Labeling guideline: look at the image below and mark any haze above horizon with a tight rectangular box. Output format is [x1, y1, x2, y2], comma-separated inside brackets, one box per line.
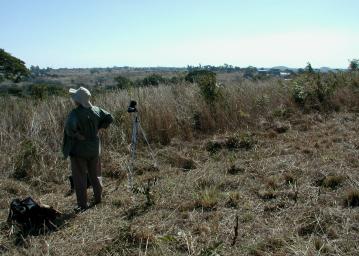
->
[1, 0, 358, 69]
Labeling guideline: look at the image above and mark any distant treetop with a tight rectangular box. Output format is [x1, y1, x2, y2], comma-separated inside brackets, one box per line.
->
[0, 49, 29, 83]
[349, 59, 359, 71]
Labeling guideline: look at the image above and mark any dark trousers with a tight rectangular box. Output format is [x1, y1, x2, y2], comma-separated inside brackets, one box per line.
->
[70, 156, 102, 208]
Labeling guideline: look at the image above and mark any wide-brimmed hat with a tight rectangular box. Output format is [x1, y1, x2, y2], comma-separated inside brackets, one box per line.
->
[69, 87, 92, 108]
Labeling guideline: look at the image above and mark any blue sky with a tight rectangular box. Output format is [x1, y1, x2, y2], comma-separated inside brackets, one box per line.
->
[1, 0, 358, 68]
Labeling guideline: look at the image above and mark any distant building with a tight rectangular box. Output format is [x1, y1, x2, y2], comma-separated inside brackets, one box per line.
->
[280, 72, 290, 77]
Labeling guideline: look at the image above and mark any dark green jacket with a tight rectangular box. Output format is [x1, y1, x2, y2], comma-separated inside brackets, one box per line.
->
[62, 105, 113, 159]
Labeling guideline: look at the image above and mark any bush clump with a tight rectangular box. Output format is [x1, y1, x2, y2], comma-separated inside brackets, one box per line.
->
[28, 83, 66, 100]
[142, 74, 165, 86]
[12, 139, 40, 180]
[291, 73, 338, 111]
[114, 75, 133, 89]
[186, 70, 221, 103]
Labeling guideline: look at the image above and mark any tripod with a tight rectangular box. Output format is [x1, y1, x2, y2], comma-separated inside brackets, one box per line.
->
[127, 101, 157, 190]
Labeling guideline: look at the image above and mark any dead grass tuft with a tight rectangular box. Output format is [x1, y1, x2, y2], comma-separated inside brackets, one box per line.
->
[224, 192, 241, 208]
[265, 176, 279, 190]
[322, 175, 345, 189]
[343, 189, 359, 207]
[272, 121, 290, 133]
[257, 189, 277, 200]
[297, 210, 330, 236]
[162, 150, 196, 171]
[227, 163, 245, 175]
[314, 173, 345, 189]
[282, 172, 296, 185]
[195, 187, 221, 210]
[313, 237, 331, 254]
[248, 237, 285, 255]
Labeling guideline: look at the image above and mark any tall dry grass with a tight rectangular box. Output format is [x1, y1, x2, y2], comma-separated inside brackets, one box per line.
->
[2, 72, 359, 255]
[1, 73, 358, 184]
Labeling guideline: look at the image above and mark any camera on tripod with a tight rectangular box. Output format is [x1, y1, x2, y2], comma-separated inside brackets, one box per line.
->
[127, 100, 137, 113]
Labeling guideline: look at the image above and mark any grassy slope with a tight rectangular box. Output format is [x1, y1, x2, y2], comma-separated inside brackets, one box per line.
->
[1, 110, 359, 255]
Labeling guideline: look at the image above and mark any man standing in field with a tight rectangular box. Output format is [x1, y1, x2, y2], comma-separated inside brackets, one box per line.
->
[63, 87, 113, 212]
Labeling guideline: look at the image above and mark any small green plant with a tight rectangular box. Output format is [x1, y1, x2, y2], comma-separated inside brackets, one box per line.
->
[12, 139, 40, 180]
[238, 132, 255, 150]
[254, 94, 270, 111]
[225, 135, 241, 151]
[292, 79, 308, 105]
[205, 134, 253, 154]
[131, 177, 158, 206]
[206, 140, 223, 154]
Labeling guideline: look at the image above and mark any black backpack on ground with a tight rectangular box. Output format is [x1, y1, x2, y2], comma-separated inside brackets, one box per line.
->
[7, 197, 61, 232]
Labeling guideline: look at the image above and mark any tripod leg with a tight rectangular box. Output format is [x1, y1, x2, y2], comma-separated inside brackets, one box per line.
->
[128, 114, 139, 190]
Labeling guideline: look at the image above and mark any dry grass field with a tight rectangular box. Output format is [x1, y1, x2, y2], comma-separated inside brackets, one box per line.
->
[1, 73, 359, 255]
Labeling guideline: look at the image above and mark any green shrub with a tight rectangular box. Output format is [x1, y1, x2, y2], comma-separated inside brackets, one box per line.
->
[185, 70, 214, 83]
[291, 73, 337, 111]
[28, 83, 65, 100]
[47, 84, 66, 96]
[186, 70, 221, 103]
[169, 75, 184, 84]
[12, 139, 40, 180]
[238, 132, 255, 150]
[28, 83, 48, 100]
[142, 74, 165, 86]
[114, 75, 133, 89]
[206, 140, 223, 154]
[349, 59, 359, 71]
[7, 86, 24, 97]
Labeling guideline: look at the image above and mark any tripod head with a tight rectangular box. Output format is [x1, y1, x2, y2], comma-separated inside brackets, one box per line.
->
[127, 100, 137, 113]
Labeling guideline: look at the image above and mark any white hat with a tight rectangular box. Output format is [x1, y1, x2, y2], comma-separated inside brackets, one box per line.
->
[69, 87, 92, 108]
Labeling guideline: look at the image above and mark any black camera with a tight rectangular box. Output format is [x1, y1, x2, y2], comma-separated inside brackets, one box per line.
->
[127, 100, 137, 113]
